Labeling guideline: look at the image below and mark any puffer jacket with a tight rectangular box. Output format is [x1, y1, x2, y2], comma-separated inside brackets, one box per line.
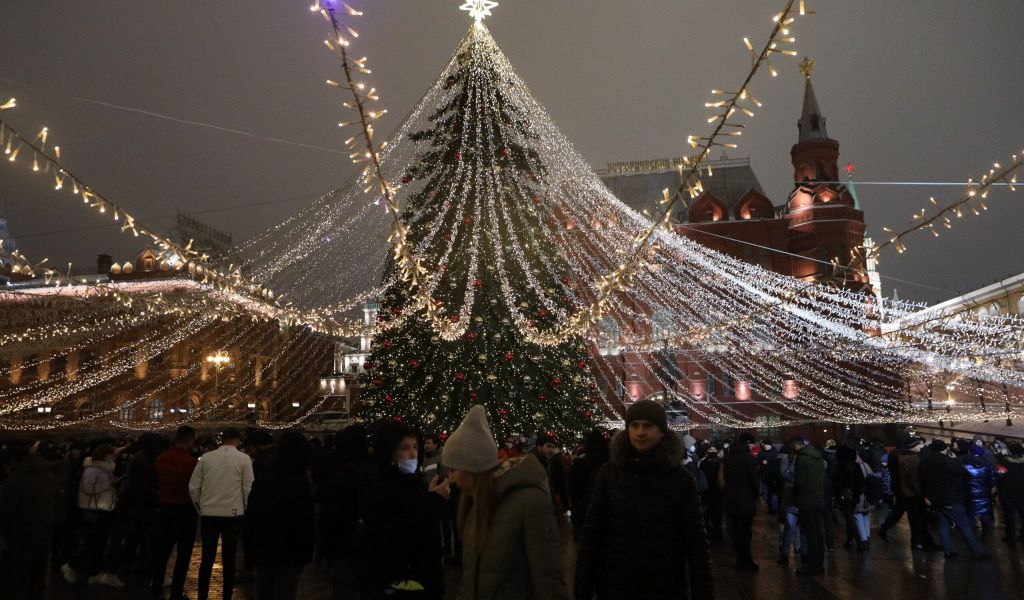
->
[722, 444, 759, 516]
[78, 459, 117, 512]
[461, 453, 567, 600]
[793, 445, 825, 511]
[962, 455, 994, 518]
[575, 431, 712, 600]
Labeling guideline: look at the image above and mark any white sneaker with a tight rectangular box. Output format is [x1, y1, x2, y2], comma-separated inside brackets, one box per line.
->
[60, 563, 78, 584]
[97, 572, 127, 588]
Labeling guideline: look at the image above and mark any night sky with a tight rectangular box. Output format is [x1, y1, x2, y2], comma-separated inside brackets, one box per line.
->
[1, 1, 1021, 305]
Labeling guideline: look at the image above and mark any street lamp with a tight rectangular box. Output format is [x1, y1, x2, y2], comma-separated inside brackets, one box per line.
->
[206, 351, 231, 419]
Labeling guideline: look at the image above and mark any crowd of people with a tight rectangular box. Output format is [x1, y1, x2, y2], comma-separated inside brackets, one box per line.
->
[1, 403, 1023, 600]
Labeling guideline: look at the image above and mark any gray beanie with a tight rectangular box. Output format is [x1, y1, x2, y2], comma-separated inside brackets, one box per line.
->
[442, 405, 499, 473]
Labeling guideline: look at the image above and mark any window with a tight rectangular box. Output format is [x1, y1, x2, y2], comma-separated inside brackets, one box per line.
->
[755, 415, 782, 441]
[118, 404, 134, 422]
[148, 399, 164, 421]
[748, 207, 758, 219]
[651, 310, 672, 343]
[704, 210, 714, 221]
[706, 372, 716, 396]
[599, 317, 620, 355]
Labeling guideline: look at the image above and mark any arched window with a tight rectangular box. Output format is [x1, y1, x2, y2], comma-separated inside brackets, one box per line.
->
[651, 310, 673, 343]
[148, 399, 164, 421]
[599, 317, 620, 355]
[118, 404, 133, 421]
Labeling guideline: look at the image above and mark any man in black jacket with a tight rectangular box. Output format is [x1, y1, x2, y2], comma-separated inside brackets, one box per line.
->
[920, 439, 986, 559]
[723, 432, 760, 572]
[575, 400, 713, 599]
[0, 440, 57, 600]
[998, 442, 1024, 543]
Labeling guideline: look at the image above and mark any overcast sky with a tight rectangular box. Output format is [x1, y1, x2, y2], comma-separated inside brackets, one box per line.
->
[1, 0, 1022, 304]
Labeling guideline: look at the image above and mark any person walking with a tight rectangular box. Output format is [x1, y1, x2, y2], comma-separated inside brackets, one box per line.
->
[189, 427, 255, 600]
[61, 443, 126, 588]
[793, 438, 826, 576]
[363, 422, 449, 600]
[851, 454, 877, 552]
[698, 446, 724, 541]
[574, 400, 713, 600]
[775, 440, 801, 565]
[920, 439, 987, 560]
[444, 405, 568, 599]
[247, 432, 316, 600]
[722, 433, 760, 572]
[0, 440, 57, 600]
[568, 428, 610, 542]
[962, 444, 996, 537]
[997, 441, 1024, 543]
[151, 426, 199, 600]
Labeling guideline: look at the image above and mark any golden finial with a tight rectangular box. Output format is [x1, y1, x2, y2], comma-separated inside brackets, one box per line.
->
[799, 57, 815, 79]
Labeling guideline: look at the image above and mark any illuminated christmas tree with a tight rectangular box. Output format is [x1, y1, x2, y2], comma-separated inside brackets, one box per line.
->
[360, 22, 601, 441]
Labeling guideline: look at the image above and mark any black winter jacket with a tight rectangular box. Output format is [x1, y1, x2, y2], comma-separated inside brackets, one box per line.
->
[722, 445, 759, 516]
[920, 451, 966, 506]
[575, 431, 713, 600]
[0, 454, 57, 541]
[997, 454, 1024, 501]
[246, 468, 316, 567]
[364, 465, 446, 598]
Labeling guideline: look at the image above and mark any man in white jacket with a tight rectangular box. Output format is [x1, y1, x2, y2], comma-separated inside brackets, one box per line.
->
[188, 427, 254, 600]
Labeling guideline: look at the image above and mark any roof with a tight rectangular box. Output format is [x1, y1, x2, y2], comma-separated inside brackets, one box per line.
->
[797, 77, 829, 143]
[598, 156, 766, 221]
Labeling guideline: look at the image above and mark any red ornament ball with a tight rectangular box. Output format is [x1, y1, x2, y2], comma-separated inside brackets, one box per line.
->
[577, 360, 587, 369]
[382, 340, 393, 349]
[392, 415, 404, 422]
[363, 362, 373, 371]
[466, 331, 477, 341]
[401, 175, 411, 185]
[498, 408, 509, 416]
[474, 279, 483, 288]
[455, 372, 466, 382]
[503, 351, 514, 362]
[551, 377, 562, 386]
[470, 391, 478, 400]
[583, 410, 593, 418]
[560, 276, 571, 284]
[537, 309, 548, 318]
[462, 216, 473, 224]
[409, 359, 420, 368]
[392, 308, 402, 316]
[372, 378, 383, 387]
[501, 147, 511, 157]
[528, 320, 536, 327]
[450, 315, 460, 324]
[454, 151, 462, 161]
[384, 393, 394, 403]
[536, 393, 546, 403]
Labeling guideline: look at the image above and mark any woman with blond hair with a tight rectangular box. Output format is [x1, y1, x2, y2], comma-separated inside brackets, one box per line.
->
[444, 405, 568, 600]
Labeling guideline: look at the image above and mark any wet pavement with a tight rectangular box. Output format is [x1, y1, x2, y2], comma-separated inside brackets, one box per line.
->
[46, 506, 1024, 599]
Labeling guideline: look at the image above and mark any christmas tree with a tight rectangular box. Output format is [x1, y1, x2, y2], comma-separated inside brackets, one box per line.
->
[360, 23, 601, 441]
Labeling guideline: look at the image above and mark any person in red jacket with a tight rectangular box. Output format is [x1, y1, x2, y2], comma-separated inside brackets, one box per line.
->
[151, 426, 198, 600]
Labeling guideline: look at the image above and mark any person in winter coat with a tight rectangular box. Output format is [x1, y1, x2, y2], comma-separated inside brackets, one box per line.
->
[775, 440, 801, 565]
[758, 440, 781, 514]
[444, 405, 568, 600]
[962, 444, 995, 536]
[189, 427, 255, 600]
[793, 439, 826, 575]
[120, 432, 164, 573]
[575, 400, 713, 600]
[246, 432, 316, 600]
[722, 432, 760, 571]
[851, 453, 876, 552]
[151, 426, 199, 600]
[996, 441, 1024, 543]
[0, 440, 57, 600]
[363, 422, 450, 600]
[920, 439, 986, 559]
[568, 427, 610, 541]
[318, 425, 375, 600]
[832, 443, 865, 551]
[698, 446, 724, 540]
[62, 443, 126, 589]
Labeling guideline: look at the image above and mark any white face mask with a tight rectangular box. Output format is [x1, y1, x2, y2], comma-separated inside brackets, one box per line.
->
[397, 458, 419, 474]
[764, 445, 773, 451]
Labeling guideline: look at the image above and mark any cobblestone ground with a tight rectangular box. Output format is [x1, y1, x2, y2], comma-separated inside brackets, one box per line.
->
[47, 507, 1024, 599]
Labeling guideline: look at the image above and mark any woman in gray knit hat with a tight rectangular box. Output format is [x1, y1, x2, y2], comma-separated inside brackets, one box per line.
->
[444, 405, 568, 600]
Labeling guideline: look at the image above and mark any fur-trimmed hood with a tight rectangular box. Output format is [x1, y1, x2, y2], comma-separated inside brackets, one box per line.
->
[609, 429, 684, 468]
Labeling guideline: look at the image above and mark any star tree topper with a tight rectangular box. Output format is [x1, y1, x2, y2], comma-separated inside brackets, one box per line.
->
[460, 0, 498, 24]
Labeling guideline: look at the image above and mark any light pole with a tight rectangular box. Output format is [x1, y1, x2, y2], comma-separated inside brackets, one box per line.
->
[206, 351, 230, 421]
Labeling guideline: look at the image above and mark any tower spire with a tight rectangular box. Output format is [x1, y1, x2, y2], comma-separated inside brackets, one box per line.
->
[797, 57, 828, 142]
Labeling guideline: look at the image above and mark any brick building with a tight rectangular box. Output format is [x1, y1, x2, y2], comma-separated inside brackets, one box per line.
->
[595, 63, 878, 439]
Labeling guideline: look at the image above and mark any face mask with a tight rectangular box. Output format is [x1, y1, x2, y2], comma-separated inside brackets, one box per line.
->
[397, 458, 418, 474]
[764, 445, 772, 451]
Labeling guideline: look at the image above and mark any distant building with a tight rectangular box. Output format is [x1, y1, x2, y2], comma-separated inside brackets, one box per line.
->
[593, 61, 880, 440]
